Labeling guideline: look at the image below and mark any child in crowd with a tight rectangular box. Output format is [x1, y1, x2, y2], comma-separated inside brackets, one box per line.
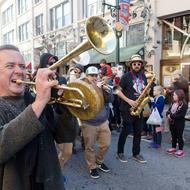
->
[166, 89, 188, 158]
[149, 85, 165, 148]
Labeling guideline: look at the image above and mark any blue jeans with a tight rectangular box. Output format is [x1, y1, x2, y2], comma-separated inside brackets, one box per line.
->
[152, 125, 162, 145]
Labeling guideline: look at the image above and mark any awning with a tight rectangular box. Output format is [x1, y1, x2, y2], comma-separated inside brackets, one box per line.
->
[88, 44, 144, 64]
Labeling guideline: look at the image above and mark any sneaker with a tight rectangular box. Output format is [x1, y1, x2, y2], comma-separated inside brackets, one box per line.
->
[145, 134, 153, 140]
[116, 153, 128, 163]
[166, 148, 176, 155]
[148, 142, 156, 148]
[132, 155, 147, 164]
[97, 163, 110, 173]
[175, 150, 185, 158]
[149, 143, 161, 149]
[90, 168, 100, 179]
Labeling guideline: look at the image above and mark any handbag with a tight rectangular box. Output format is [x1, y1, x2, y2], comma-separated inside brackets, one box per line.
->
[146, 107, 163, 125]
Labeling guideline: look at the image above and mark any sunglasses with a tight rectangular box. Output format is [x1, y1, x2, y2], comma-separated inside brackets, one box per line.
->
[132, 63, 141, 66]
[74, 70, 81, 74]
[88, 74, 98, 77]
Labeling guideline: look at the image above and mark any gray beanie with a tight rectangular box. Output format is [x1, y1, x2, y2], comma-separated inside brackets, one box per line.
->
[75, 64, 84, 72]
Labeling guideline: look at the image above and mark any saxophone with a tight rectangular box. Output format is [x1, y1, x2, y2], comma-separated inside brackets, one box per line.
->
[130, 73, 155, 116]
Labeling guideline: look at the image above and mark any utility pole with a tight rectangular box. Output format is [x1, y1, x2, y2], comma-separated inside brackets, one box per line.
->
[116, 0, 120, 66]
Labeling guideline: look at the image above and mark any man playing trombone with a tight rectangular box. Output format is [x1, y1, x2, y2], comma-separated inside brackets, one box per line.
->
[0, 44, 77, 190]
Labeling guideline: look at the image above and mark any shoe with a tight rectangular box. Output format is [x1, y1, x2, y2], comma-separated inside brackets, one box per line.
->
[97, 163, 110, 173]
[148, 142, 156, 148]
[149, 143, 161, 149]
[174, 150, 185, 158]
[132, 155, 147, 164]
[116, 153, 128, 163]
[90, 168, 100, 179]
[145, 134, 153, 140]
[166, 148, 176, 155]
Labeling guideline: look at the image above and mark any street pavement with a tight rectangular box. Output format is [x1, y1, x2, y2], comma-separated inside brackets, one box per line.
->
[63, 128, 190, 190]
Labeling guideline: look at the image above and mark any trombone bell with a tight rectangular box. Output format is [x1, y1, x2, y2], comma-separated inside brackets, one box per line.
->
[49, 16, 116, 70]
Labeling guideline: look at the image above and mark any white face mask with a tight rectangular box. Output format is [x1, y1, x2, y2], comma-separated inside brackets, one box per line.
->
[117, 66, 123, 77]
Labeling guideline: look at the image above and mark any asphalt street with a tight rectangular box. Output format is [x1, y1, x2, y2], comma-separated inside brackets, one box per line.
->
[63, 129, 190, 190]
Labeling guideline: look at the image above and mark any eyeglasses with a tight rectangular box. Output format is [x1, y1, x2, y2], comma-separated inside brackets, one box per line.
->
[132, 63, 141, 66]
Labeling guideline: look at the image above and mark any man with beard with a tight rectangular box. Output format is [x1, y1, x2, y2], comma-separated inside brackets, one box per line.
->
[116, 54, 148, 164]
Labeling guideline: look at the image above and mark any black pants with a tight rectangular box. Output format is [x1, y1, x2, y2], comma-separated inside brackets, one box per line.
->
[117, 111, 142, 156]
[170, 124, 185, 150]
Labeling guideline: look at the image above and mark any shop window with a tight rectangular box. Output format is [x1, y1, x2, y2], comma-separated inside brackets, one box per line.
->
[162, 14, 190, 59]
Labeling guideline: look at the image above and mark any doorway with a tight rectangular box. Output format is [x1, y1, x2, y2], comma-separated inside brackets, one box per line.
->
[181, 62, 190, 81]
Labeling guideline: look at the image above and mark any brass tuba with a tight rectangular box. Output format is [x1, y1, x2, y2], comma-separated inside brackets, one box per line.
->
[33, 16, 116, 120]
[130, 73, 155, 116]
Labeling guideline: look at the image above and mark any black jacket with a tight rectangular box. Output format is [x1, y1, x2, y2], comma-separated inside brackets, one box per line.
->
[166, 102, 188, 127]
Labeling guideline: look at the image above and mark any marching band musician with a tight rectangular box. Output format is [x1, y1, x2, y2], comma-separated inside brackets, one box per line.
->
[80, 66, 112, 179]
[0, 45, 78, 190]
[116, 54, 148, 164]
[39, 53, 78, 170]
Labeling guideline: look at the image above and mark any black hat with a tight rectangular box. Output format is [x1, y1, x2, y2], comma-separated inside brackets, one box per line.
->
[39, 53, 58, 68]
[75, 64, 84, 72]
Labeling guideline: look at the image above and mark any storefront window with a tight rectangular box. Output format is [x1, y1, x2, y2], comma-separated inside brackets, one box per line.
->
[162, 14, 190, 59]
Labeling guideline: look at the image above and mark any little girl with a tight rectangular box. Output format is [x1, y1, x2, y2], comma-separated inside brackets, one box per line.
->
[166, 89, 188, 158]
[149, 85, 165, 148]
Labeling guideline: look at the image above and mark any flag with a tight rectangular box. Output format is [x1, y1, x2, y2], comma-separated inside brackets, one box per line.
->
[119, 0, 131, 31]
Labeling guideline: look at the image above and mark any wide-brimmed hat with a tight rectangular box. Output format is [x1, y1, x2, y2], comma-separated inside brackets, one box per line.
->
[126, 54, 147, 67]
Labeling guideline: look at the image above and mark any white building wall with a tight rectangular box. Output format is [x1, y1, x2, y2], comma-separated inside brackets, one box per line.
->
[156, 0, 190, 18]
[2, 0, 189, 78]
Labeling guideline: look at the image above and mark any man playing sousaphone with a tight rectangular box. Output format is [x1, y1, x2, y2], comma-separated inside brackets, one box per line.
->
[116, 54, 148, 164]
[80, 66, 112, 179]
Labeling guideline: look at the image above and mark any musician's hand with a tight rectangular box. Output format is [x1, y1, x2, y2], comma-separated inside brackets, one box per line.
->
[57, 85, 66, 96]
[128, 99, 137, 107]
[96, 81, 104, 88]
[32, 68, 58, 118]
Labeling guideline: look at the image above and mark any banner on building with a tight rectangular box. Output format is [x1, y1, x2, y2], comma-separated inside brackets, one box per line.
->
[119, 0, 130, 31]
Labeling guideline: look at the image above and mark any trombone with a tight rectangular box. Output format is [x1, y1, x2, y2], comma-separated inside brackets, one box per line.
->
[23, 16, 116, 120]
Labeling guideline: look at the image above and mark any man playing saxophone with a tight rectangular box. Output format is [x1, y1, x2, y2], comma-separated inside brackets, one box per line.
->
[116, 54, 148, 164]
